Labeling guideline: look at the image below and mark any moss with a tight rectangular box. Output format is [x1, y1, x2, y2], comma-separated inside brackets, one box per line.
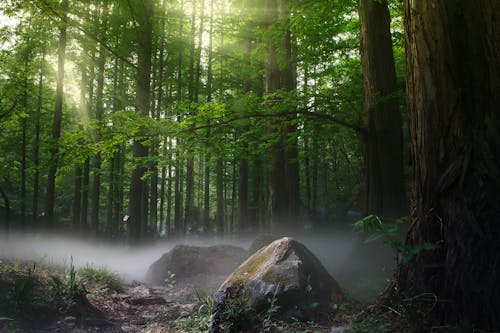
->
[227, 248, 270, 286]
[261, 268, 292, 286]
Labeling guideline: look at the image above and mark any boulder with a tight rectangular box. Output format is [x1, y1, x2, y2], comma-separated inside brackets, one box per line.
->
[248, 234, 280, 255]
[145, 244, 248, 286]
[210, 237, 344, 333]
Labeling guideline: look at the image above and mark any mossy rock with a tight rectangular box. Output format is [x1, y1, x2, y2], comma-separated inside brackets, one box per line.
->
[145, 244, 248, 285]
[210, 237, 344, 333]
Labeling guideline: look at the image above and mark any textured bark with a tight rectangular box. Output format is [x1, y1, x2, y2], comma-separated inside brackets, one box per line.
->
[45, 0, 68, 225]
[128, 0, 153, 243]
[203, 0, 214, 232]
[265, 0, 300, 230]
[91, 1, 108, 235]
[358, 0, 406, 217]
[21, 56, 29, 223]
[388, 0, 500, 330]
[33, 49, 45, 221]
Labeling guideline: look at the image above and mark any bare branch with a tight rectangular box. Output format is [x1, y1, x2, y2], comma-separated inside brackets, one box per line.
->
[190, 109, 366, 134]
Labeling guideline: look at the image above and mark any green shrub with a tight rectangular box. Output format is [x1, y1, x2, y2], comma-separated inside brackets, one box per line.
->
[78, 265, 123, 292]
[48, 260, 86, 312]
[6, 268, 37, 315]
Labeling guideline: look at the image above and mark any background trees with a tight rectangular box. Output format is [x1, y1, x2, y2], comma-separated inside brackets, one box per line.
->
[0, 0, 407, 239]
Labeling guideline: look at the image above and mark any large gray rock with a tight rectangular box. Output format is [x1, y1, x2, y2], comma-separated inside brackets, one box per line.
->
[248, 234, 280, 255]
[210, 237, 344, 332]
[145, 244, 248, 286]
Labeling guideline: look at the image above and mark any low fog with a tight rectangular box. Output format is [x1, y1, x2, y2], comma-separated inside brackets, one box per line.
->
[0, 227, 396, 299]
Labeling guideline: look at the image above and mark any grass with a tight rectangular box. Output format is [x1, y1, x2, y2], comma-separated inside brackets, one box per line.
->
[0, 259, 103, 330]
[78, 265, 124, 292]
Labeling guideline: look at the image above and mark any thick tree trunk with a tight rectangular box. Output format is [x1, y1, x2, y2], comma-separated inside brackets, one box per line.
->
[45, 0, 68, 225]
[358, 0, 406, 217]
[91, 4, 107, 234]
[388, 1, 500, 330]
[265, 0, 300, 231]
[128, 0, 153, 243]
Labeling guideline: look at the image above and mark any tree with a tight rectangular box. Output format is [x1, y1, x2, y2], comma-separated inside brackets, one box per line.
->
[388, 0, 500, 330]
[264, 0, 301, 231]
[45, 0, 68, 226]
[358, 0, 406, 217]
[128, 0, 154, 242]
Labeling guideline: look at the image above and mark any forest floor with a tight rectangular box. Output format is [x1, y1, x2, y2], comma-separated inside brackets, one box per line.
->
[0, 258, 356, 333]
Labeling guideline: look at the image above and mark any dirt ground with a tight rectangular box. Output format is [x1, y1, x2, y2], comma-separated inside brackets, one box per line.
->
[0, 259, 347, 333]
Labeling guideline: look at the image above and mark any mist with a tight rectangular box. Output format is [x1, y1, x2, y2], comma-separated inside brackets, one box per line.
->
[0, 227, 396, 299]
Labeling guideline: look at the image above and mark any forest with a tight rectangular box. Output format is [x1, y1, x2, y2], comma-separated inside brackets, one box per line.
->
[0, 0, 499, 332]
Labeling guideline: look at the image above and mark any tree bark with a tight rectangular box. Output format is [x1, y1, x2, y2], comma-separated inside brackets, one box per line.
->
[45, 0, 68, 226]
[33, 48, 45, 222]
[388, 0, 500, 330]
[265, 0, 300, 231]
[358, 0, 406, 217]
[128, 0, 153, 243]
[91, 0, 108, 235]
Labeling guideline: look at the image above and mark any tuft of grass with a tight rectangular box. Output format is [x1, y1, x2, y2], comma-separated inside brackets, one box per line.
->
[48, 260, 87, 312]
[172, 290, 212, 333]
[78, 265, 124, 292]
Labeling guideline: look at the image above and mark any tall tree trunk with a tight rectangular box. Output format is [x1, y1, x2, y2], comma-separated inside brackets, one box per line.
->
[81, 57, 95, 231]
[216, 158, 224, 233]
[281, 26, 300, 226]
[265, 0, 299, 231]
[81, 157, 90, 229]
[203, 0, 215, 233]
[387, 1, 500, 330]
[184, 0, 199, 234]
[91, 0, 108, 235]
[166, 139, 173, 235]
[33, 49, 45, 221]
[21, 56, 29, 223]
[128, 0, 153, 243]
[174, 0, 185, 235]
[73, 166, 82, 229]
[106, 55, 120, 236]
[358, 0, 406, 217]
[45, 0, 68, 226]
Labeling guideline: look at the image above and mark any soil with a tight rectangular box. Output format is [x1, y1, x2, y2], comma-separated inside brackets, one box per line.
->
[0, 259, 352, 333]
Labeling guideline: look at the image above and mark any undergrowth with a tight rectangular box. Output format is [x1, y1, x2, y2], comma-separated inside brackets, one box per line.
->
[0, 261, 123, 332]
[78, 265, 124, 292]
[172, 289, 325, 333]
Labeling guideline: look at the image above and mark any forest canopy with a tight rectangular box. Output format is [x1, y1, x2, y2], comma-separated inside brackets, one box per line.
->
[0, 0, 407, 239]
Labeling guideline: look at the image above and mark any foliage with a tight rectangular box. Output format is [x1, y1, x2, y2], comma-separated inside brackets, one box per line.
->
[353, 215, 439, 264]
[172, 290, 213, 333]
[78, 265, 123, 292]
[48, 260, 86, 312]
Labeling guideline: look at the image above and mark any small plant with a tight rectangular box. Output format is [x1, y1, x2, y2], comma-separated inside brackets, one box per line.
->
[172, 289, 213, 332]
[6, 267, 37, 315]
[353, 215, 439, 264]
[262, 290, 281, 332]
[217, 294, 259, 332]
[78, 265, 123, 292]
[48, 259, 86, 311]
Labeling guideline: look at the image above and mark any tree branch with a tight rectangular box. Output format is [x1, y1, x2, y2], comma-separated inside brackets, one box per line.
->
[0, 101, 18, 120]
[33, 0, 138, 70]
[190, 109, 366, 134]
